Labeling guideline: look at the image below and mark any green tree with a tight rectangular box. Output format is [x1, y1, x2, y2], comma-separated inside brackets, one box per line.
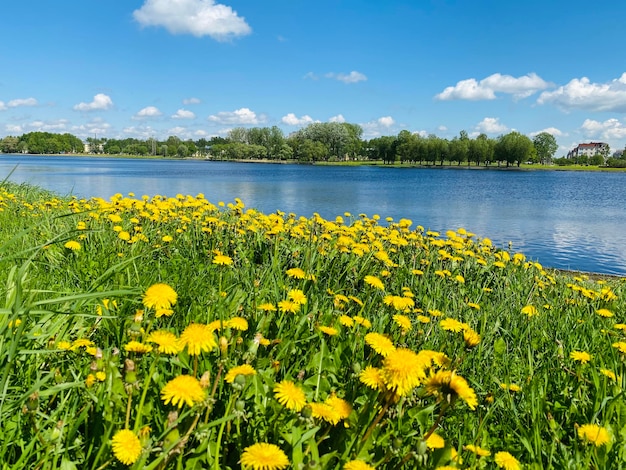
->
[532, 132, 558, 164]
[494, 131, 533, 167]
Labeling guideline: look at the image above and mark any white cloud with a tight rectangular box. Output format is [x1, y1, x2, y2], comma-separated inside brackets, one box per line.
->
[325, 71, 367, 84]
[172, 109, 196, 119]
[70, 119, 113, 138]
[122, 125, 157, 139]
[133, 106, 163, 119]
[303, 72, 319, 80]
[73, 93, 113, 111]
[8, 119, 69, 134]
[360, 116, 396, 138]
[436, 73, 549, 101]
[537, 73, 626, 112]
[8, 97, 38, 108]
[133, 0, 251, 41]
[281, 113, 315, 126]
[436, 78, 496, 101]
[329, 114, 345, 123]
[0, 102, 6, 111]
[208, 107, 264, 125]
[437, 125, 448, 132]
[581, 118, 626, 140]
[183, 97, 201, 105]
[475, 117, 508, 134]
[529, 127, 564, 137]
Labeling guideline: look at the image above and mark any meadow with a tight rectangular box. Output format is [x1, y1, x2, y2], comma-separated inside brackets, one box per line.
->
[0, 182, 624, 470]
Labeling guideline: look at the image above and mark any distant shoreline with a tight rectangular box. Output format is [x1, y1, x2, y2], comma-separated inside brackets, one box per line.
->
[2, 152, 626, 172]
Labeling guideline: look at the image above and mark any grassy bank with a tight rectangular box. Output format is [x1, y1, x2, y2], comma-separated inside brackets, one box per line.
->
[0, 182, 624, 469]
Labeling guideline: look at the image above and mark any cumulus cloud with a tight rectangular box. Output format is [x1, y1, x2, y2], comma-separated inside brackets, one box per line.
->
[329, 114, 345, 123]
[73, 93, 113, 111]
[325, 71, 367, 84]
[183, 97, 201, 105]
[7, 119, 69, 134]
[529, 127, 564, 137]
[133, 106, 163, 120]
[303, 72, 319, 80]
[7, 97, 38, 108]
[436, 73, 549, 101]
[281, 113, 315, 126]
[537, 73, 626, 112]
[208, 107, 264, 125]
[133, 0, 251, 41]
[475, 117, 508, 134]
[360, 116, 396, 138]
[172, 109, 196, 119]
[71, 119, 113, 138]
[581, 118, 626, 140]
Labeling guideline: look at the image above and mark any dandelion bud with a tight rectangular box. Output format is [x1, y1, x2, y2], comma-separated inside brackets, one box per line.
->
[167, 411, 178, 427]
[233, 374, 246, 390]
[163, 427, 180, 449]
[219, 336, 228, 354]
[416, 439, 428, 455]
[26, 392, 39, 412]
[300, 405, 313, 419]
[200, 371, 211, 388]
[235, 400, 246, 412]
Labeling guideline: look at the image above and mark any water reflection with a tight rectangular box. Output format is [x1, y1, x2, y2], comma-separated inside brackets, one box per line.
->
[1, 155, 626, 275]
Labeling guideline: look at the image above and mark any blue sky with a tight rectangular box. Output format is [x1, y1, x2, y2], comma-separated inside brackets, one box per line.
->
[1, 0, 625, 156]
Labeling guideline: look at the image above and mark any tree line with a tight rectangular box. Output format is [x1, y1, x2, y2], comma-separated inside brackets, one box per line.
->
[2, 125, 624, 167]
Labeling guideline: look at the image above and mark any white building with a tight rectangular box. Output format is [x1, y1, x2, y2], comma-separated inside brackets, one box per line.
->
[567, 142, 609, 159]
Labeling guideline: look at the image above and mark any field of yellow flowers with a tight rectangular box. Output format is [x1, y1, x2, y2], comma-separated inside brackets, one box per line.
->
[0, 182, 624, 469]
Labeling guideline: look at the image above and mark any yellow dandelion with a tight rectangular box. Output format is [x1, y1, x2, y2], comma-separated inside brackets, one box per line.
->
[227, 317, 249, 331]
[124, 341, 153, 354]
[240, 442, 290, 470]
[344, 460, 375, 470]
[142, 283, 177, 311]
[96, 371, 106, 381]
[71, 338, 95, 351]
[225, 364, 256, 383]
[359, 366, 385, 391]
[364, 275, 385, 290]
[161, 375, 206, 408]
[417, 315, 431, 324]
[464, 444, 490, 456]
[494, 451, 521, 470]
[213, 254, 233, 266]
[425, 432, 445, 449]
[461, 329, 480, 347]
[381, 348, 430, 396]
[111, 429, 142, 465]
[521, 305, 538, 317]
[500, 383, 522, 392]
[393, 314, 412, 332]
[318, 325, 339, 336]
[278, 299, 300, 314]
[577, 424, 611, 447]
[309, 402, 342, 425]
[596, 308, 613, 318]
[179, 323, 217, 356]
[64, 240, 81, 251]
[287, 289, 307, 305]
[612, 342, 626, 354]
[614, 323, 626, 330]
[353, 316, 371, 328]
[147, 330, 181, 354]
[86, 374, 97, 387]
[286, 267, 306, 279]
[326, 394, 352, 420]
[600, 368, 616, 381]
[338, 315, 354, 327]
[428, 309, 443, 317]
[273, 380, 307, 412]
[425, 370, 478, 410]
[570, 350, 592, 364]
[257, 302, 277, 312]
[440, 318, 465, 333]
[467, 302, 481, 310]
[365, 332, 396, 357]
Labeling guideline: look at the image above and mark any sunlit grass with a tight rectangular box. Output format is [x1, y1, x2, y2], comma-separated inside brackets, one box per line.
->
[0, 182, 624, 469]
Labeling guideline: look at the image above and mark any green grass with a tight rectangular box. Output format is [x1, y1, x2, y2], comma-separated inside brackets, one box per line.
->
[0, 182, 624, 469]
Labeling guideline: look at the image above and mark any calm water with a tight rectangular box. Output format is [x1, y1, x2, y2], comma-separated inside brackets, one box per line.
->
[1, 155, 625, 276]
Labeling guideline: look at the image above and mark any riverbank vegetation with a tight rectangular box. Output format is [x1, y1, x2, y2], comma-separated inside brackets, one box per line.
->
[0, 182, 624, 469]
[3, 125, 625, 169]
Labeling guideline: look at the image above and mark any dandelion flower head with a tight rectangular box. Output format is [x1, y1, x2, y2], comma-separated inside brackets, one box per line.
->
[240, 442, 290, 470]
[111, 429, 142, 465]
[161, 375, 206, 408]
[273, 380, 307, 412]
[142, 283, 177, 311]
